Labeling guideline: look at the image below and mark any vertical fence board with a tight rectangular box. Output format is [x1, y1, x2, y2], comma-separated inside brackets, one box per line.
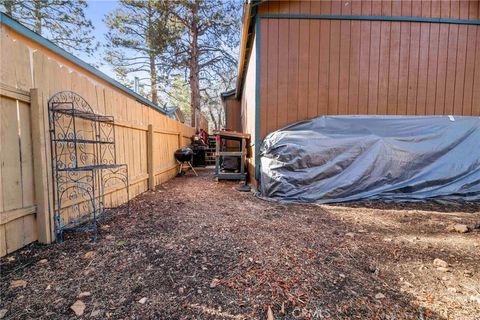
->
[1, 98, 22, 211]
[18, 101, 34, 207]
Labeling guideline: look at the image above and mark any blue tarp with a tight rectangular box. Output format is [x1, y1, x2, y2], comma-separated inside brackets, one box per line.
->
[260, 116, 480, 203]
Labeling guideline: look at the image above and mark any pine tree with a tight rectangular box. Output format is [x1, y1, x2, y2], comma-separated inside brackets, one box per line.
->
[163, 0, 241, 127]
[1, 0, 15, 15]
[164, 75, 192, 125]
[104, 0, 173, 105]
[0, 0, 98, 56]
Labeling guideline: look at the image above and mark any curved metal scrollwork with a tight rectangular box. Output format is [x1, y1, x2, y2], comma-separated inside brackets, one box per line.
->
[48, 91, 130, 242]
[48, 90, 95, 114]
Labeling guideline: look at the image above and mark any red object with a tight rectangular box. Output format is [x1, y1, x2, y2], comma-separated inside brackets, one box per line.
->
[216, 135, 220, 141]
[200, 130, 208, 144]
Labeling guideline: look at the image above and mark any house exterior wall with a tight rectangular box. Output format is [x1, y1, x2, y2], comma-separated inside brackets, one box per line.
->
[240, 36, 257, 185]
[223, 95, 242, 132]
[259, 0, 480, 20]
[256, 0, 480, 138]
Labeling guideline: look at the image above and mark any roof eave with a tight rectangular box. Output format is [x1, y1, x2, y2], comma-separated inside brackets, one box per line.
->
[235, 0, 263, 100]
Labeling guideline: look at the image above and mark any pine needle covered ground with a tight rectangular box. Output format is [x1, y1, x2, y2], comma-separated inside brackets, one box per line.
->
[1, 170, 479, 319]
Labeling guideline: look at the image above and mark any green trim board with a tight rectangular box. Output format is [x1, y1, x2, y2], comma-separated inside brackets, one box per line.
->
[0, 12, 166, 114]
[258, 14, 480, 25]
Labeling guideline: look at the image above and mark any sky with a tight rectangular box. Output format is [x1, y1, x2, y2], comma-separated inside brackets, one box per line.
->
[80, 0, 120, 78]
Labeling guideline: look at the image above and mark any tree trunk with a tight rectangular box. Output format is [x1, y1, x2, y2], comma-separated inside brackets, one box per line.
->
[189, 1, 200, 128]
[149, 52, 158, 104]
[207, 105, 218, 130]
[146, 1, 158, 105]
[34, 1, 42, 34]
[217, 107, 223, 130]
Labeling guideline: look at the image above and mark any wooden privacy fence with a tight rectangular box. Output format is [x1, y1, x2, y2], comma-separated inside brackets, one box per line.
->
[0, 24, 196, 256]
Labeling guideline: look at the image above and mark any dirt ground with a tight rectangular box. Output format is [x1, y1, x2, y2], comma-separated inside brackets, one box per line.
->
[1, 169, 479, 320]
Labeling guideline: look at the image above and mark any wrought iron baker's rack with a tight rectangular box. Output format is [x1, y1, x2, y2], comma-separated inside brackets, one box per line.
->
[48, 91, 130, 241]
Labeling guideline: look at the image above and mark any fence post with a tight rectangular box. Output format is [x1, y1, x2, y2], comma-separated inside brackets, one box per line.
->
[30, 88, 52, 244]
[147, 124, 155, 190]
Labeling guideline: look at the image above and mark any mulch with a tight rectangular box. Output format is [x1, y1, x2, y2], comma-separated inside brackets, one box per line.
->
[1, 169, 479, 319]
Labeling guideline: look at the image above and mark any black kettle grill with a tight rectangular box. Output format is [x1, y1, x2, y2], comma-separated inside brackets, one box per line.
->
[174, 148, 197, 176]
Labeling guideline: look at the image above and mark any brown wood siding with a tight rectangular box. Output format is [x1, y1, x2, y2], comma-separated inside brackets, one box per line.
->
[258, 1, 480, 138]
[261, 1, 480, 20]
[224, 96, 242, 132]
[240, 36, 257, 185]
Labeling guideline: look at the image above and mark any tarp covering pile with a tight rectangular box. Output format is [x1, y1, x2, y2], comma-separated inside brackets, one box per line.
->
[260, 116, 480, 203]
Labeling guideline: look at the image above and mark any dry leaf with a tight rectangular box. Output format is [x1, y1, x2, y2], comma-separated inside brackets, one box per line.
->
[70, 300, 86, 316]
[83, 251, 94, 259]
[77, 292, 91, 298]
[209, 278, 220, 288]
[0, 309, 8, 319]
[267, 306, 274, 320]
[9, 279, 27, 289]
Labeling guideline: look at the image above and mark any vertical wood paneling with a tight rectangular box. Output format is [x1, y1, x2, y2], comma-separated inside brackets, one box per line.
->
[287, 2, 300, 124]
[368, 20, 381, 114]
[278, 16, 289, 128]
[328, 20, 340, 114]
[260, 21, 269, 137]
[472, 27, 480, 116]
[307, 1, 320, 118]
[328, 1, 342, 114]
[416, 22, 430, 115]
[453, 25, 468, 115]
[462, 26, 477, 115]
[317, 1, 331, 116]
[348, 1, 362, 114]
[397, 0, 412, 115]
[387, 2, 401, 114]
[263, 0, 480, 20]
[297, 1, 310, 120]
[378, 21, 391, 115]
[425, 22, 439, 115]
[266, 18, 279, 133]
[406, 22, 420, 115]
[258, 1, 480, 136]
[358, 2, 372, 114]
[444, 24, 459, 114]
[338, 1, 351, 115]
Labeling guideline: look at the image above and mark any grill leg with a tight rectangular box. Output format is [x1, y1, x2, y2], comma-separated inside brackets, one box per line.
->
[177, 160, 184, 176]
[188, 162, 198, 176]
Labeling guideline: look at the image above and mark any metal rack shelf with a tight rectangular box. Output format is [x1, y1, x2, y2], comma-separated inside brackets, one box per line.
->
[52, 138, 115, 145]
[214, 131, 251, 181]
[49, 107, 114, 123]
[48, 91, 129, 242]
[57, 164, 127, 172]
